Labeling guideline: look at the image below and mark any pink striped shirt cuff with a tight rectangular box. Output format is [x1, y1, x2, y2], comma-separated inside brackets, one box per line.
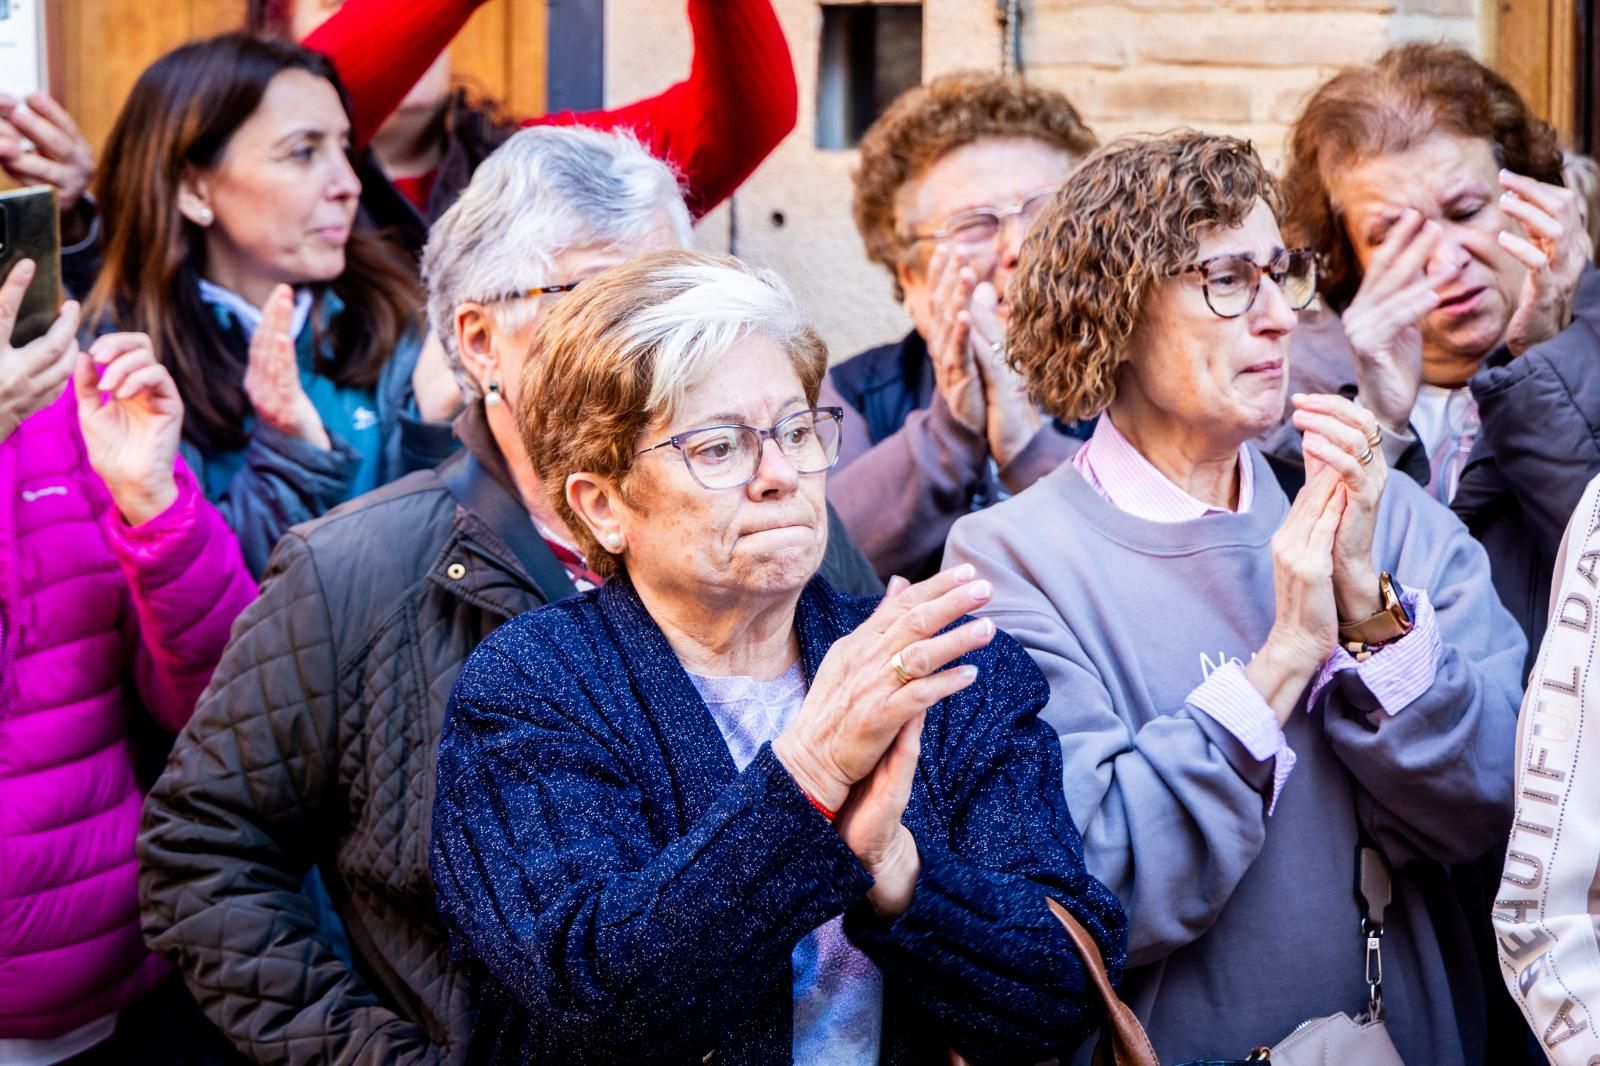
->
[1309, 589, 1440, 714]
[1187, 661, 1297, 815]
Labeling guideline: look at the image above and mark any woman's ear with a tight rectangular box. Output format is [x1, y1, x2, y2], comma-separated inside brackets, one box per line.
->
[566, 471, 628, 556]
[454, 303, 499, 396]
[177, 166, 216, 228]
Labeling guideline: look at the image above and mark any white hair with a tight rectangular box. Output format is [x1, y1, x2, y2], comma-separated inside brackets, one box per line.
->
[618, 256, 824, 420]
[421, 125, 694, 399]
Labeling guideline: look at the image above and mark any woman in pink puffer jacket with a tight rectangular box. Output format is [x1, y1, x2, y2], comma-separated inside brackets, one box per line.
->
[0, 260, 255, 1063]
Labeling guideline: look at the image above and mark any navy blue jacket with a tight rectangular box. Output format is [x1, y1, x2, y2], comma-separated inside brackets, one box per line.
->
[430, 577, 1127, 1065]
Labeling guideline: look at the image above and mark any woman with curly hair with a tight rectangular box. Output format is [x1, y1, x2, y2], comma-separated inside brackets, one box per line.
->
[1282, 43, 1596, 658]
[822, 72, 1098, 582]
[944, 130, 1523, 1064]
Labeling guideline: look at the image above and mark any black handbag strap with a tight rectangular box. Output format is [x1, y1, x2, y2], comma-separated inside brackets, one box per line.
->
[438, 450, 579, 604]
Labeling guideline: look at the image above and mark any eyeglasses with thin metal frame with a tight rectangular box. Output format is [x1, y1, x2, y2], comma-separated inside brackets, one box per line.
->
[905, 185, 1061, 249]
[475, 280, 584, 306]
[1173, 248, 1319, 319]
[634, 407, 845, 491]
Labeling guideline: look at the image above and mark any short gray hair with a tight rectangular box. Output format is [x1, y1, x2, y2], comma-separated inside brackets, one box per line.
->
[421, 125, 694, 398]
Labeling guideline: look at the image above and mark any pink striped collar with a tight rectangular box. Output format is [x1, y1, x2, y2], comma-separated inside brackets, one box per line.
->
[1071, 413, 1254, 522]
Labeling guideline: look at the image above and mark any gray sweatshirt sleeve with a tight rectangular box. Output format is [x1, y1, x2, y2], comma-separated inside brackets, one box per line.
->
[944, 521, 1280, 967]
[1318, 491, 1524, 867]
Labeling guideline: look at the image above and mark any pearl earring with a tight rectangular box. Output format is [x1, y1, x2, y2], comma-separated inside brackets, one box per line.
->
[195, 206, 214, 226]
[484, 381, 503, 407]
[606, 533, 623, 550]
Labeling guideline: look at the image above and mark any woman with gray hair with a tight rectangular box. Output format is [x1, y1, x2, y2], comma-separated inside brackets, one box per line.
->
[138, 125, 875, 1065]
[429, 249, 1127, 1064]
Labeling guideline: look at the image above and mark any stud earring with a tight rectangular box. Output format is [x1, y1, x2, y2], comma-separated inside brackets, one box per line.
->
[606, 533, 623, 550]
[194, 206, 214, 226]
[484, 380, 503, 407]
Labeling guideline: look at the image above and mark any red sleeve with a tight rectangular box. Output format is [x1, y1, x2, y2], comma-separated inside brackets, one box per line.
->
[531, 0, 798, 218]
[303, 0, 486, 148]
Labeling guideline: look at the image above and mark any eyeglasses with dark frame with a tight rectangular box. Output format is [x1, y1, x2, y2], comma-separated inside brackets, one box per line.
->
[906, 185, 1061, 250]
[475, 280, 584, 306]
[634, 407, 845, 491]
[1172, 248, 1319, 319]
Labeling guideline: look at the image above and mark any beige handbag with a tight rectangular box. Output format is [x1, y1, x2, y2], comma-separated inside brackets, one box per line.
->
[949, 849, 1404, 1066]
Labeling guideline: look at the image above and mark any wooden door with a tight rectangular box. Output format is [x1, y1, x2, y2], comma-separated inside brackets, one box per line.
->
[55, 0, 546, 157]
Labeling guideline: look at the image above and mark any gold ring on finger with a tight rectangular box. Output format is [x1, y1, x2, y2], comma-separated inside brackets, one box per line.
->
[890, 650, 917, 687]
[1364, 425, 1382, 449]
[1358, 444, 1375, 466]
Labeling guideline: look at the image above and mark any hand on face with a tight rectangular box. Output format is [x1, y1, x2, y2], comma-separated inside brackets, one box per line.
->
[1498, 169, 1590, 356]
[0, 94, 94, 219]
[75, 333, 184, 526]
[773, 566, 996, 916]
[1290, 393, 1386, 621]
[970, 281, 1041, 465]
[1341, 210, 1449, 432]
[244, 283, 330, 448]
[0, 259, 80, 445]
[922, 245, 987, 433]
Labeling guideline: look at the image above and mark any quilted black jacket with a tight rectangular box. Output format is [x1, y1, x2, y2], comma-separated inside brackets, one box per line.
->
[135, 411, 882, 1065]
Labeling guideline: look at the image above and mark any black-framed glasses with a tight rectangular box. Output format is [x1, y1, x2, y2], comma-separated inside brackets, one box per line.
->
[635, 407, 845, 490]
[475, 280, 583, 306]
[1173, 248, 1319, 319]
[907, 185, 1060, 249]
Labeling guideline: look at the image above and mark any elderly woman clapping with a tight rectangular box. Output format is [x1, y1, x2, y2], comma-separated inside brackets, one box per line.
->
[944, 132, 1523, 1064]
[429, 250, 1127, 1064]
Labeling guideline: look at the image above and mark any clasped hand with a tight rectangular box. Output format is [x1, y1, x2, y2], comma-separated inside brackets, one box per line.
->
[772, 565, 997, 919]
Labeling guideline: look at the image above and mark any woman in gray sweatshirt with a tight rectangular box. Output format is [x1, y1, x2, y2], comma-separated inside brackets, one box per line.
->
[944, 131, 1525, 1065]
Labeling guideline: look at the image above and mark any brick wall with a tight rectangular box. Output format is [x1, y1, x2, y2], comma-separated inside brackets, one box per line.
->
[607, 0, 1488, 361]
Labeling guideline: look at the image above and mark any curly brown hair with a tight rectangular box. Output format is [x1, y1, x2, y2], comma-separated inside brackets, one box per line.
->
[517, 250, 828, 581]
[1282, 42, 1563, 313]
[852, 71, 1098, 299]
[1005, 130, 1281, 423]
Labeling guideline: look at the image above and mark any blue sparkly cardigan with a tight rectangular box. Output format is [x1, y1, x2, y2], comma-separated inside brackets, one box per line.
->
[430, 576, 1128, 1065]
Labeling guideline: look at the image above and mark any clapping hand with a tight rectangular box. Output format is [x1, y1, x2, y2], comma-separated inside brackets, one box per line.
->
[0, 259, 80, 444]
[76, 334, 183, 526]
[1291, 393, 1387, 621]
[243, 284, 330, 448]
[969, 280, 1041, 466]
[773, 565, 998, 918]
[923, 246, 988, 433]
[0, 94, 95, 242]
[1498, 170, 1590, 355]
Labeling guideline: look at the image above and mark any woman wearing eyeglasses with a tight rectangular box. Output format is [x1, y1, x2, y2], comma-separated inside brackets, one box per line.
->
[429, 249, 1128, 1063]
[944, 131, 1523, 1064]
[822, 72, 1099, 582]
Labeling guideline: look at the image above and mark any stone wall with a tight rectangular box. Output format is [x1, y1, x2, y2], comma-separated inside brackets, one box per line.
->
[607, 0, 1487, 362]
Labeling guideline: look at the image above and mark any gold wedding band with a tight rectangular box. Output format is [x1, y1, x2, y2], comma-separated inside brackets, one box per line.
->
[890, 651, 917, 686]
[1364, 425, 1382, 449]
[1357, 444, 1375, 466]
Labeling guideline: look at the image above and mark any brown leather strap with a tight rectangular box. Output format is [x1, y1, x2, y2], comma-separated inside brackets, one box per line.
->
[948, 898, 1161, 1066]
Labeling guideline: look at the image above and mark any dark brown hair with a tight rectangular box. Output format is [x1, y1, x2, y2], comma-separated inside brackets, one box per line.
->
[86, 32, 419, 453]
[1007, 131, 1280, 422]
[1283, 42, 1564, 312]
[852, 71, 1098, 299]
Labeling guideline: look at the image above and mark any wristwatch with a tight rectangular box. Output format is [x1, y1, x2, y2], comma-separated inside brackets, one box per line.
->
[1338, 572, 1413, 661]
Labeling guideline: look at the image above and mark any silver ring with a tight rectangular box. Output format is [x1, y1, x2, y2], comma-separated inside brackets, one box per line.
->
[890, 651, 916, 687]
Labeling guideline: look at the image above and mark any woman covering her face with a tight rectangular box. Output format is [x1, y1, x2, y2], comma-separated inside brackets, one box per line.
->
[85, 34, 458, 576]
[1282, 43, 1596, 660]
[944, 131, 1523, 1064]
[429, 250, 1127, 1063]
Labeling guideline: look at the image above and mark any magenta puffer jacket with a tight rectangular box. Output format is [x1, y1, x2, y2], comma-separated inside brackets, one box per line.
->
[0, 387, 256, 1039]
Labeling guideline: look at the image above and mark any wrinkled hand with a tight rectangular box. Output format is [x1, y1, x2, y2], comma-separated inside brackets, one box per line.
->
[244, 284, 329, 448]
[834, 704, 924, 920]
[0, 258, 79, 444]
[969, 281, 1041, 466]
[923, 246, 987, 434]
[412, 330, 463, 422]
[76, 333, 183, 526]
[1341, 210, 1444, 432]
[1246, 468, 1346, 722]
[1499, 170, 1589, 356]
[1291, 393, 1386, 621]
[0, 94, 94, 241]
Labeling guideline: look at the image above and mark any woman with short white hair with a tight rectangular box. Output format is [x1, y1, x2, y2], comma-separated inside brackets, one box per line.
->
[429, 249, 1128, 1064]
